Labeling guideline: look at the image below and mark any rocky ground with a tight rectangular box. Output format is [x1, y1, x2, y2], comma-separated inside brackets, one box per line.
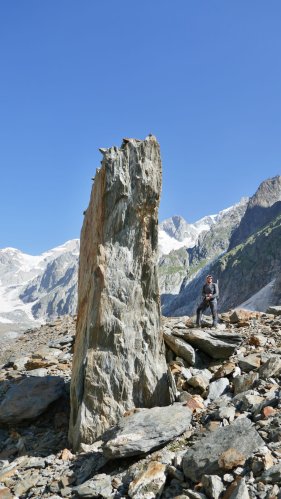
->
[0, 308, 281, 498]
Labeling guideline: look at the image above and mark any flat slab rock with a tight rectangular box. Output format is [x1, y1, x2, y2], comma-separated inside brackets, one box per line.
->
[175, 329, 242, 359]
[102, 404, 192, 459]
[182, 418, 264, 482]
[0, 376, 65, 423]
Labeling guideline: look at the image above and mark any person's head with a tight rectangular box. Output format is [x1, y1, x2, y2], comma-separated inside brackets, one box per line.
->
[206, 274, 213, 283]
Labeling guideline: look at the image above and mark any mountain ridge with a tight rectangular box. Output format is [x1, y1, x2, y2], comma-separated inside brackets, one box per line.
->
[1, 176, 280, 331]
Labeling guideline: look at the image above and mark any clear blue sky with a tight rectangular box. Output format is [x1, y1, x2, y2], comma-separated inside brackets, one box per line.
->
[1, 1, 280, 254]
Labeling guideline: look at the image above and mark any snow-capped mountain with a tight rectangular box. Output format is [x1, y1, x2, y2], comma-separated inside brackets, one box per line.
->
[1, 177, 280, 335]
[159, 198, 249, 304]
[158, 200, 247, 255]
[0, 201, 247, 334]
[0, 240, 79, 335]
[158, 214, 216, 255]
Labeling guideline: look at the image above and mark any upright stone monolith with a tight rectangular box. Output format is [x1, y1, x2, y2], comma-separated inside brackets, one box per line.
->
[69, 136, 171, 450]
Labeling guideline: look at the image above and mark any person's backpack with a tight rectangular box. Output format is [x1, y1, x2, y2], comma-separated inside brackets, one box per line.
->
[214, 281, 219, 300]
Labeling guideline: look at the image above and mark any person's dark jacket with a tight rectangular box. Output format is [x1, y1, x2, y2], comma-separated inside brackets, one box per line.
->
[202, 282, 219, 301]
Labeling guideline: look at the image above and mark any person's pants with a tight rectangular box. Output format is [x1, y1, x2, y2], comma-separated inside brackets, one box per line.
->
[196, 299, 218, 326]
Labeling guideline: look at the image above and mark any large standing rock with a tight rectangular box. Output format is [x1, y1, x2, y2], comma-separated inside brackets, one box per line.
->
[69, 136, 171, 450]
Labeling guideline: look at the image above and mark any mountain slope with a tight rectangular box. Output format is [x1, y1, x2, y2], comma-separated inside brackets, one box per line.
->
[0, 240, 79, 333]
[229, 175, 281, 249]
[159, 198, 248, 303]
[163, 213, 281, 317]
[1, 176, 280, 330]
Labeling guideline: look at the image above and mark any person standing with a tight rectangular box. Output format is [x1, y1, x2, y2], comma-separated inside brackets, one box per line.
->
[196, 275, 219, 328]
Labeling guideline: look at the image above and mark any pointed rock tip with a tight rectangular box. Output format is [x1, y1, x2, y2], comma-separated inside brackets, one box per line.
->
[122, 135, 157, 146]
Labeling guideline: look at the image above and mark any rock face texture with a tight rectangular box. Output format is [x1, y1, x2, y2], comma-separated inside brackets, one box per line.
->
[229, 175, 281, 250]
[163, 210, 281, 317]
[69, 136, 170, 450]
[102, 404, 192, 459]
[1, 312, 281, 497]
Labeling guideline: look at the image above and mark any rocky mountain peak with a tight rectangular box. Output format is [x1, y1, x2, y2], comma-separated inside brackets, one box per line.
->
[229, 175, 281, 250]
[248, 175, 281, 209]
[160, 216, 192, 240]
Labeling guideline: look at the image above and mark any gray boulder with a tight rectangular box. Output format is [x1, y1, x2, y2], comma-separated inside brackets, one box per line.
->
[260, 463, 281, 483]
[103, 404, 192, 459]
[266, 305, 281, 316]
[72, 474, 112, 498]
[233, 372, 259, 395]
[201, 475, 224, 499]
[228, 478, 250, 499]
[207, 378, 229, 402]
[259, 356, 281, 379]
[177, 329, 242, 359]
[0, 376, 65, 423]
[182, 418, 264, 482]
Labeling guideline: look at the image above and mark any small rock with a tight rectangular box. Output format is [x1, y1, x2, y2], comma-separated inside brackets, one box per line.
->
[12, 356, 29, 371]
[266, 306, 281, 316]
[249, 334, 267, 347]
[233, 372, 259, 395]
[13, 470, 39, 497]
[60, 448, 74, 461]
[260, 463, 281, 483]
[238, 354, 261, 372]
[72, 473, 112, 498]
[26, 368, 49, 377]
[183, 491, 208, 498]
[187, 374, 210, 391]
[183, 394, 205, 412]
[262, 406, 277, 419]
[228, 477, 250, 499]
[178, 329, 242, 360]
[223, 473, 234, 483]
[0, 487, 14, 499]
[259, 356, 281, 379]
[233, 392, 264, 413]
[207, 378, 229, 402]
[22, 457, 46, 469]
[213, 362, 237, 380]
[201, 474, 224, 499]
[229, 309, 260, 324]
[218, 448, 246, 470]
[166, 464, 184, 482]
[214, 406, 236, 422]
[128, 461, 166, 499]
[163, 331, 196, 365]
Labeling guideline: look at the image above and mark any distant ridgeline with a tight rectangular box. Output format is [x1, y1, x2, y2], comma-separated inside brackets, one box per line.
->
[0, 176, 280, 329]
